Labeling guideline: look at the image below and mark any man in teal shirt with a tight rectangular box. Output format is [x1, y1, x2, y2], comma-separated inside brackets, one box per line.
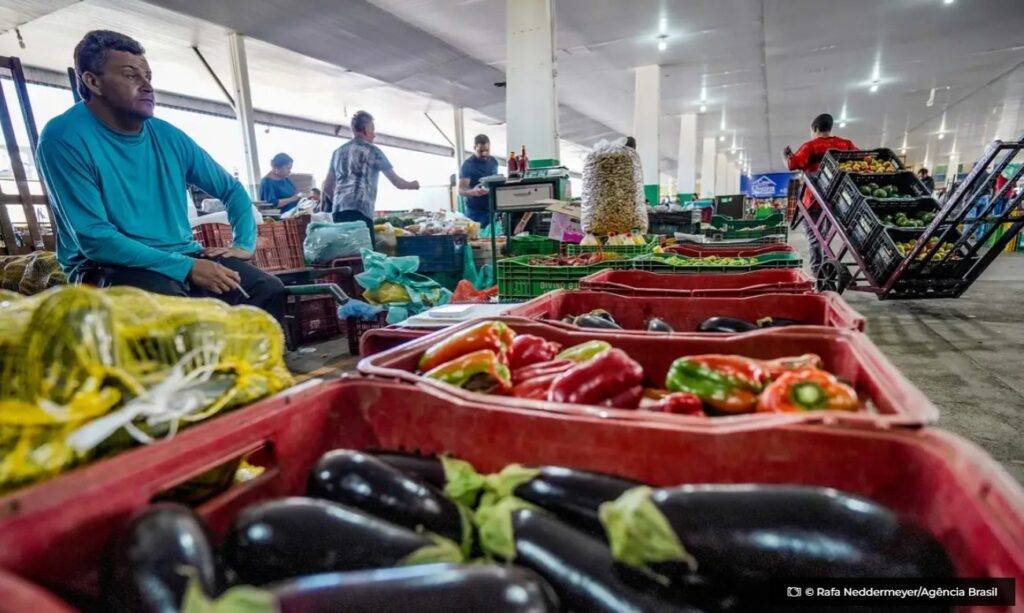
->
[36, 30, 285, 321]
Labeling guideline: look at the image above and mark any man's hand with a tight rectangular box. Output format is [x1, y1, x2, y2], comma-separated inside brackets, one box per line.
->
[470, 186, 488, 197]
[202, 246, 253, 260]
[189, 258, 242, 294]
[783, 145, 793, 158]
[406, 180, 420, 190]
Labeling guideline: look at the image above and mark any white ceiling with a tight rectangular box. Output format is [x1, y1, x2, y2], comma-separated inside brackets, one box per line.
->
[2, 0, 1023, 179]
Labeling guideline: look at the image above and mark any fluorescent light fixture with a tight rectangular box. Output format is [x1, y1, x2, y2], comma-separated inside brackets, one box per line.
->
[659, 16, 668, 33]
[926, 88, 936, 107]
[869, 83, 879, 93]
[839, 121, 847, 128]
[943, 0, 954, 4]
[901, 148, 907, 155]
[658, 39, 667, 52]
[699, 104, 706, 113]
[938, 132, 944, 139]
[719, 135, 726, 142]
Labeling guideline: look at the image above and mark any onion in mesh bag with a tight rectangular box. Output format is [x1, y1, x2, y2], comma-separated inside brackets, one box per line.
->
[581, 139, 648, 235]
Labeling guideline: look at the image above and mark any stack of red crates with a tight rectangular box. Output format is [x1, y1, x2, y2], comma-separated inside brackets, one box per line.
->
[192, 216, 309, 272]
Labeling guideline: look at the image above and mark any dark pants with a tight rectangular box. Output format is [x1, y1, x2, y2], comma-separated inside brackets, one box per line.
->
[804, 216, 824, 273]
[82, 256, 286, 324]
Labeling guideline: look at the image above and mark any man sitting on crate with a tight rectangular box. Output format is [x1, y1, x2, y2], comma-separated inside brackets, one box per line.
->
[783, 113, 857, 273]
[36, 30, 285, 322]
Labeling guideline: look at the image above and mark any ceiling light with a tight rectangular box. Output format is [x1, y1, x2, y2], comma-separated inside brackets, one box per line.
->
[659, 16, 668, 33]
[943, 0, 954, 4]
[730, 148, 736, 154]
[719, 135, 726, 142]
[658, 39, 667, 52]
[839, 121, 847, 128]
[869, 83, 879, 93]
[699, 104, 706, 113]
[938, 132, 944, 140]
[926, 88, 936, 107]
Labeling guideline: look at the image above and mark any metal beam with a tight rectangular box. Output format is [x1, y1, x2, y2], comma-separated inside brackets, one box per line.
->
[227, 33, 260, 198]
[191, 46, 235, 108]
[16, 65, 455, 158]
[453, 105, 465, 179]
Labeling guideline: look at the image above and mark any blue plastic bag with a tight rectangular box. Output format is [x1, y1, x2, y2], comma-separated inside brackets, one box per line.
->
[303, 221, 373, 265]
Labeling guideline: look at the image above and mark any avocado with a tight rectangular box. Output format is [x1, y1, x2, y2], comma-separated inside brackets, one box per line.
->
[873, 188, 889, 198]
[867, 182, 879, 191]
[859, 185, 873, 196]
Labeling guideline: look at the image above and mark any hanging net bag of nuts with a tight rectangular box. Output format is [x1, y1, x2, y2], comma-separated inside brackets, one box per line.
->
[580, 138, 649, 235]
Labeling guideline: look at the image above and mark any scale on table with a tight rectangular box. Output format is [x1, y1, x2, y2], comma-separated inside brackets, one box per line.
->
[480, 166, 572, 265]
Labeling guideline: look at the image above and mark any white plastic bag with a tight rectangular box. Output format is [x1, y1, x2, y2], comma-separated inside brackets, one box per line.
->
[303, 221, 373, 265]
[581, 138, 648, 234]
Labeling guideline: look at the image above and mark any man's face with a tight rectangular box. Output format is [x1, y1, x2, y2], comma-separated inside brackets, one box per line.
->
[475, 142, 490, 159]
[85, 50, 155, 119]
[360, 120, 376, 143]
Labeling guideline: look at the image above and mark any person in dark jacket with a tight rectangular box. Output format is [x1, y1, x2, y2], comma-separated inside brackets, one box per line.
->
[917, 167, 935, 192]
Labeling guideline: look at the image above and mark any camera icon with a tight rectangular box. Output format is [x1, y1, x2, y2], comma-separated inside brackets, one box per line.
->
[787, 587, 802, 597]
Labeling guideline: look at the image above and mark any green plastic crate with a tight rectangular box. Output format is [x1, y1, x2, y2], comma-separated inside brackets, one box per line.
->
[497, 255, 632, 300]
[708, 213, 785, 229]
[631, 251, 802, 273]
[703, 224, 789, 241]
[508, 235, 561, 257]
[565, 236, 660, 257]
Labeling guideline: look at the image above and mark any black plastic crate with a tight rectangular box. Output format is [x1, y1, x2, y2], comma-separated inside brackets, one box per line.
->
[649, 211, 701, 236]
[397, 234, 467, 272]
[867, 228, 976, 285]
[845, 199, 883, 252]
[817, 148, 906, 200]
[869, 197, 941, 231]
[833, 171, 930, 203]
[864, 230, 904, 286]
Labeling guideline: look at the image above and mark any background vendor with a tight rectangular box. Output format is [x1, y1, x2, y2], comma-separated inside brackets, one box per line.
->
[458, 133, 499, 225]
[36, 30, 285, 322]
[259, 152, 302, 213]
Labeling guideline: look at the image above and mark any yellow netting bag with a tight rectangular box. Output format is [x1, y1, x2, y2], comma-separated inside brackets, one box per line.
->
[0, 285, 293, 491]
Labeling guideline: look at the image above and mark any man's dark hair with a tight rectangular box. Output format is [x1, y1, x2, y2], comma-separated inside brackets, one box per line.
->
[74, 30, 145, 101]
[917, 167, 930, 176]
[310, 187, 321, 195]
[474, 134, 489, 147]
[271, 152, 293, 168]
[625, 136, 637, 149]
[352, 110, 374, 135]
[812, 114, 834, 133]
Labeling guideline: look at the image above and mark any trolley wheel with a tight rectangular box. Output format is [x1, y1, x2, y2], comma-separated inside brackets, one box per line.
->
[816, 259, 852, 294]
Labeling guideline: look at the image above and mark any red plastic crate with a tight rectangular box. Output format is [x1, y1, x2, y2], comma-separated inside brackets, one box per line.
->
[286, 294, 342, 345]
[662, 243, 796, 257]
[580, 268, 815, 297]
[0, 379, 1019, 608]
[360, 325, 429, 356]
[192, 219, 306, 272]
[507, 290, 866, 332]
[358, 317, 937, 429]
[0, 570, 73, 613]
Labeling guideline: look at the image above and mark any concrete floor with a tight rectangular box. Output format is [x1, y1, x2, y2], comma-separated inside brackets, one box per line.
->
[790, 228, 1024, 485]
[288, 232, 1024, 485]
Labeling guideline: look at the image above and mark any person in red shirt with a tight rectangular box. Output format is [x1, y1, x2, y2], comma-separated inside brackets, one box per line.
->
[783, 113, 857, 272]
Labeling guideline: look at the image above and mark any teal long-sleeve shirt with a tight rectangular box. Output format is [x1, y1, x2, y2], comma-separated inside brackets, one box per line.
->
[36, 102, 255, 282]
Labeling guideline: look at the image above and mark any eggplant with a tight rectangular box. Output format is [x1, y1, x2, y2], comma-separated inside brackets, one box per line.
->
[272, 563, 558, 613]
[103, 503, 218, 613]
[513, 466, 640, 536]
[574, 314, 622, 330]
[610, 485, 954, 586]
[755, 316, 802, 328]
[646, 317, 675, 333]
[224, 497, 461, 585]
[587, 309, 618, 324]
[509, 509, 698, 613]
[307, 450, 468, 549]
[369, 451, 446, 488]
[695, 316, 756, 333]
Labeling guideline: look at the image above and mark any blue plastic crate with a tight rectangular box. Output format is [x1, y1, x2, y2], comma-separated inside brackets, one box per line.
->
[397, 235, 467, 272]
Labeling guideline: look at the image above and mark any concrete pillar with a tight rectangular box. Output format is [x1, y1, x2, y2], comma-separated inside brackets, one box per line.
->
[727, 165, 740, 194]
[700, 136, 717, 198]
[506, 0, 559, 167]
[633, 64, 661, 205]
[453, 105, 465, 175]
[676, 113, 697, 200]
[715, 153, 729, 196]
[227, 33, 260, 199]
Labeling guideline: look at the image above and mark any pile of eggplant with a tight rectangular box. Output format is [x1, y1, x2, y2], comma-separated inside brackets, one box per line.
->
[564, 309, 675, 333]
[103, 451, 954, 612]
[697, 315, 803, 333]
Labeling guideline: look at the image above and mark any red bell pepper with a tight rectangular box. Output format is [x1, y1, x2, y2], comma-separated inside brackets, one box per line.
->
[760, 354, 824, 380]
[756, 369, 858, 413]
[419, 321, 516, 372]
[512, 359, 574, 385]
[547, 349, 644, 408]
[599, 385, 644, 409]
[512, 372, 562, 400]
[508, 334, 563, 371]
[645, 392, 705, 416]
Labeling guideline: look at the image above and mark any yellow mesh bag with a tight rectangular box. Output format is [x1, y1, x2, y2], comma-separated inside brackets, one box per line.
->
[0, 285, 293, 491]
